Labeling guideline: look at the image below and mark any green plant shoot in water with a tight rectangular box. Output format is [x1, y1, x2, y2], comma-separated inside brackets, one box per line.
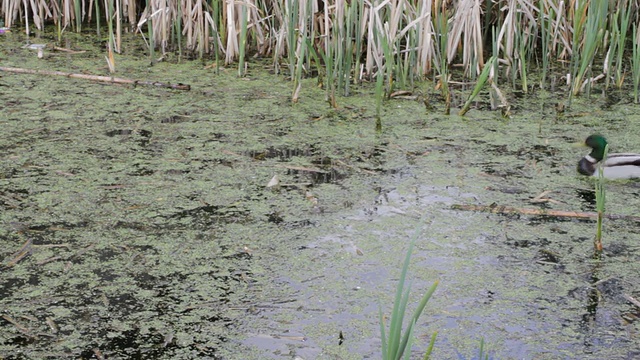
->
[380, 223, 438, 360]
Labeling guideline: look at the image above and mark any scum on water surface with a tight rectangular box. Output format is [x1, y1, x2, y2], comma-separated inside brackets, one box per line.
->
[1, 31, 640, 359]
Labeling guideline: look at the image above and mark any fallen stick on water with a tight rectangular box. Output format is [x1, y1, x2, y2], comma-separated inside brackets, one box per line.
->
[0, 66, 191, 90]
[623, 293, 640, 308]
[451, 204, 640, 222]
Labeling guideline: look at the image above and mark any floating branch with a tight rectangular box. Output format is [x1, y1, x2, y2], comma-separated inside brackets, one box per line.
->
[0, 67, 191, 90]
[624, 293, 640, 308]
[451, 204, 640, 222]
[3, 238, 32, 268]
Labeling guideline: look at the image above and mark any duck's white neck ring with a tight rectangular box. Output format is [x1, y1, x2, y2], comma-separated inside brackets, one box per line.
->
[584, 154, 598, 163]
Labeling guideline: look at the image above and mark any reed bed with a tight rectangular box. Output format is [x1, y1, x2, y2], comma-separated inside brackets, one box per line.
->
[3, 0, 640, 102]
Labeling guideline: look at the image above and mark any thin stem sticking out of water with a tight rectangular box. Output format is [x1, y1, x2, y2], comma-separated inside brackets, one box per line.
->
[594, 144, 608, 253]
[633, 24, 640, 103]
[238, 2, 248, 77]
[433, 2, 450, 114]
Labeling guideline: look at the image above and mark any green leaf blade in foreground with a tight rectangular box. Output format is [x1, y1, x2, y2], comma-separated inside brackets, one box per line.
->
[381, 220, 438, 360]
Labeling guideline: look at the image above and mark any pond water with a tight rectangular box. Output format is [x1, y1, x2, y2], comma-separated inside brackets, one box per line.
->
[1, 31, 640, 359]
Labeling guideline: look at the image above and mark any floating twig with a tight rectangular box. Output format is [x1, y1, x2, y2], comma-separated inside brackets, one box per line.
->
[623, 293, 640, 308]
[4, 238, 32, 267]
[0, 66, 191, 90]
[52, 46, 87, 54]
[1, 315, 35, 338]
[451, 204, 640, 222]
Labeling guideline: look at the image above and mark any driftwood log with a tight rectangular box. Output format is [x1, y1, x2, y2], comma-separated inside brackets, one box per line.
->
[0, 66, 191, 90]
[451, 204, 640, 222]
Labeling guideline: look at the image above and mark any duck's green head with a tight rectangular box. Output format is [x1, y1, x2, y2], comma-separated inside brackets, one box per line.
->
[584, 134, 608, 161]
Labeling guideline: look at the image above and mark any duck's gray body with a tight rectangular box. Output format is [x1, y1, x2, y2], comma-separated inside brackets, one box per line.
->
[578, 153, 640, 179]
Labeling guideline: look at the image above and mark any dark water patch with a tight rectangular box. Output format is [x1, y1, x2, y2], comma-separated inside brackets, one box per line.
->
[0, 274, 40, 295]
[22, 221, 88, 233]
[128, 165, 155, 176]
[272, 126, 291, 136]
[506, 236, 550, 248]
[168, 204, 251, 227]
[601, 92, 622, 109]
[0, 167, 19, 179]
[94, 248, 122, 263]
[526, 216, 581, 224]
[287, 166, 345, 185]
[113, 220, 153, 231]
[282, 219, 317, 229]
[523, 144, 559, 161]
[202, 133, 229, 143]
[576, 188, 596, 211]
[85, 147, 116, 161]
[604, 243, 632, 257]
[266, 211, 283, 224]
[593, 277, 625, 302]
[202, 158, 235, 167]
[246, 145, 316, 161]
[160, 115, 189, 124]
[162, 168, 189, 176]
[105, 129, 152, 147]
[2, 334, 36, 348]
[0, 188, 29, 208]
[106, 129, 135, 137]
[484, 143, 559, 162]
[485, 185, 527, 194]
[109, 292, 145, 314]
[571, 236, 591, 244]
[134, 271, 158, 291]
[78, 327, 224, 359]
[480, 163, 528, 178]
[536, 248, 561, 264]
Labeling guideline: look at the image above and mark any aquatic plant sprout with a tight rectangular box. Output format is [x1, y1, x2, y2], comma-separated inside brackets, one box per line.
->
[594, 144, 608, 252]
[380, 223, 438, 360]
[633, 24, 640, 103]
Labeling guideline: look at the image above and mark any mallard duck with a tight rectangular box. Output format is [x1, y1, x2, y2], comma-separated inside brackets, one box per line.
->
[577, 134, 640, 179]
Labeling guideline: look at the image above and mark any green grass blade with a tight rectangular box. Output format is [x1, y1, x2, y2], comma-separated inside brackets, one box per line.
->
[422, 331, 438, 360]
[459, 56, 496, 116]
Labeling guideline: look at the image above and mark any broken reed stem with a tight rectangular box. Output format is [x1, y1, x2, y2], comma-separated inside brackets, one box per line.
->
[0, 67, 191, 90]
[594, 144, 608, 253]
[451, 204, 640, 223]
[3, 238, 32, 268]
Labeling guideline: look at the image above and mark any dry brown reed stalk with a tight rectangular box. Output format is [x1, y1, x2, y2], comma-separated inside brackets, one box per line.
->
[416, 0, 436, 76]
[448, 0, 484, 76]
[2, 0, 640, 101]
[495, 0, 536, 75]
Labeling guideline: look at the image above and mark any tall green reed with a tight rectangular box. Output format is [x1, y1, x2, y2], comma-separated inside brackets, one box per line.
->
[459, 56, 496, 116]
[145, 0, 154, 62]
[74, 0, 82, 32]
[375, 69, 384, 133]
[380, 230, 438, 360]
[608, 5, 632, 89]
[570, 0, 608, 97]
[94, 0, 101, 38]
[633, 24, 640, 103]
[174, 0, 183, 60]
[433, 1, 450, 114]
[104, 0, 116, 72]
[238, 2, 248, 77]
[594, 144, 608, 253]
[538, 0, 552, 88]
[286, 0, 299, 79]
